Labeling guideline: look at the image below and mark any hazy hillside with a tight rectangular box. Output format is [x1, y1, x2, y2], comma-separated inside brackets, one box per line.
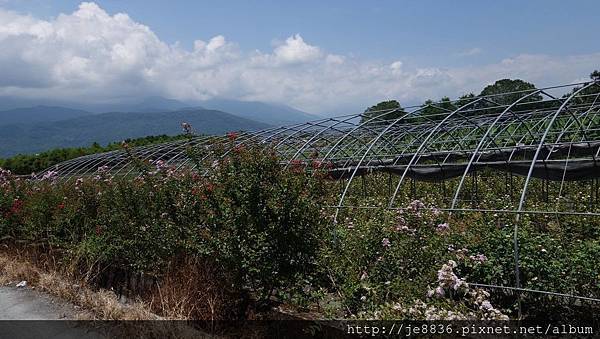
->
[0, 95, 317, 125]
[0, 106, 92, 125]
[0, 109, 269, 157]
[197, 99, 318, 125]
[0, 95, 189, 113]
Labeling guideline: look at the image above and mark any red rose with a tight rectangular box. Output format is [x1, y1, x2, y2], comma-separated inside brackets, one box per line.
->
[205, 182, 215, 193]
[227, 131, 238, 141]
[10, 199, 23, 214]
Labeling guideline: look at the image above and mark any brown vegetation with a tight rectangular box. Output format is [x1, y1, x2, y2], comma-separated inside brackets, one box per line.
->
[0, 247, 155, 320]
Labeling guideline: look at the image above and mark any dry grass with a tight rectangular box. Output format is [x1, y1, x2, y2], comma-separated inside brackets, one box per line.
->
[0, 248, 243, 319]
[147, 257, 240, 320]
[0, 250, 157, 320]
[0, 248, 251, 337]
[0, 251, 40, 285]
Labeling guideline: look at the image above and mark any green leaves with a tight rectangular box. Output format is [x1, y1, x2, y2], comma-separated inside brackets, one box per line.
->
[361, 100, 406, 124]
[199, 145, 327, 299]
[2, 142, 600, 320]
[0, 144, 327, 304]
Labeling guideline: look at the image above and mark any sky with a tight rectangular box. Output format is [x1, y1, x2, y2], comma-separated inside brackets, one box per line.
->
[0, 0, 599, 114]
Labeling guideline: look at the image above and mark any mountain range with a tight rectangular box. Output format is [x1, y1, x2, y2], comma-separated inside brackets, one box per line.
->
[196, 99, 316, 125]
[0, 106, 92, 125]
[0, 96, 317, 125]
[0, 96, 319, 158]
[0, 109, 270, 157]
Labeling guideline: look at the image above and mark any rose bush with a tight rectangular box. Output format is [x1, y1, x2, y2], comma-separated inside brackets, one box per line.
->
[1, 150, 599, 321]
[0, 143, 328, 306]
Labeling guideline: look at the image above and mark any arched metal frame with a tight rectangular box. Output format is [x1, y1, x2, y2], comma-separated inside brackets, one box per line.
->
[41, 81, 600, 309]
[44, 82, 600, 214]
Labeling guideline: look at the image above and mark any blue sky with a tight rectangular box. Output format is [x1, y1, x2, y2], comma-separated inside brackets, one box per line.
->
[6, 1, 600, 64]
[0, 1, 599, 113]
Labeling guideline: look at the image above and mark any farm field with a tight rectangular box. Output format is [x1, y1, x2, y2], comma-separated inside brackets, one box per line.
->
[3, 2, 600, 337]
[2, 80, 600, 326]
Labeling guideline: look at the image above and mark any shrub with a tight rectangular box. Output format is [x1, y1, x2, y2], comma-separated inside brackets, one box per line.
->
[193, 144, 327, 300]
[322, 201, 455, 314]
[0, 143, 328, 311]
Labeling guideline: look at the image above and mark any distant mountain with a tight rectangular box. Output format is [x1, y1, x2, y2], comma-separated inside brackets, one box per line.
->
[0, 109, 270, 157]
[0, 106, 92, 126]
[126, 96, 191, 112]
[0, 96, 58, 111]
[196, 99, 318, 125]
[0, 95, 190, 114]
[0, 95, 318, 125]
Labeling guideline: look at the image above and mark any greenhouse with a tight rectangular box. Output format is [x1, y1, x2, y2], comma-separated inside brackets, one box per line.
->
[49, 81, 600, 214]
[44, 80, 600, 314]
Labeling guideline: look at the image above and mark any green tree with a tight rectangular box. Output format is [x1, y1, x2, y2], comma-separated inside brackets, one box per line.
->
[416, 97, 457, 123]
[561, 70, 600, 106]
[479, 79, 542, 106]
[455, 93, 477, 107]
[420, 97, 456, 115]
[361, 100, 406, 124]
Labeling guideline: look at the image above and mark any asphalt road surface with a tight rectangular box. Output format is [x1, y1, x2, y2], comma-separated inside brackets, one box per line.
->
[0, 286, 104, 338]
[0, 285, 78, 320]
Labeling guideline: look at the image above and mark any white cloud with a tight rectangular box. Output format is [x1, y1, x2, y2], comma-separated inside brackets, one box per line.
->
[390, 61, 403, 75]
[272, 34, 322, 64]
[0, 2, 598, 114]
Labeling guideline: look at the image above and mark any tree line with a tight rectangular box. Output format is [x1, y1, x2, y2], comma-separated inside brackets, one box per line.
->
[0, 134, 187, 175]
[361, 69, 600, 123]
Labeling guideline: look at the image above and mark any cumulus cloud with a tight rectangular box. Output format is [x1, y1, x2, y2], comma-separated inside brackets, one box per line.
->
[0, 2, 599, 114]
[273, 34, 322, 64]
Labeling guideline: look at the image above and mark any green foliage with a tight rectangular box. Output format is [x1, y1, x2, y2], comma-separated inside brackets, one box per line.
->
[0, 134, 187, 175]
[2, 154, 600, 320]
[361, 100, 406, 124]
[362, 78, 545, 125]
[561, 70, 600, 106]
[319, 201, 600, 319]
[361, 71, 600, 125]
[190, 143, 327, 298]
[479, 79, 542, 105]
[417, 97, 457, 122]
[323, 204, 452, 313]
[455, 93, 477, 107]
[0, 143, 327, 303]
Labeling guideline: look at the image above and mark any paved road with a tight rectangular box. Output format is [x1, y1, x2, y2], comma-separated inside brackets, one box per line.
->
[0, 286, 105, 339]
[0, 286, 206, 338]
[0, 285, 78, 320]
